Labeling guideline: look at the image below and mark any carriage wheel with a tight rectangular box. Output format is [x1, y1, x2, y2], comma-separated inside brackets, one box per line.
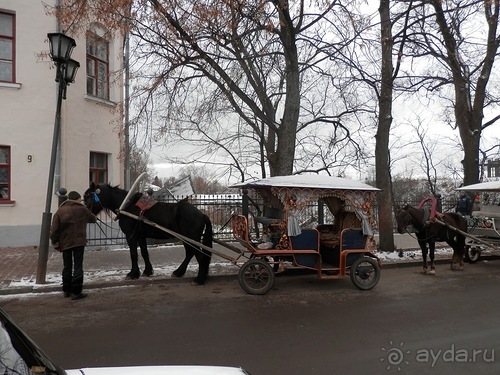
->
[464, 245, 481, 264]
[350, 256, 380, 290]
[238, 259, 275, 295]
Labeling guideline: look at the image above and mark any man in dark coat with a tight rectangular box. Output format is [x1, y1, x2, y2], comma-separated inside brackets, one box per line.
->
[455, 193, 472, 216]
[50, 191, 97, 300]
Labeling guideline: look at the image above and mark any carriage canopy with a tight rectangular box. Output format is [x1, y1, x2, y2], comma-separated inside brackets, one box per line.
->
[232, 175, 380, 236]
[457, 180, 500, 192]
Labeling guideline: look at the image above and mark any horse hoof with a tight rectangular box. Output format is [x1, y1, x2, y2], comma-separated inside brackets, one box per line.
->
[421, 268, 428, 275]
[450, 263, 463, 271]
[126, 272, 140, 280]
[172, 270, 184, 278]
[142, 269, 154, 277]
[428, 269, 436, 275]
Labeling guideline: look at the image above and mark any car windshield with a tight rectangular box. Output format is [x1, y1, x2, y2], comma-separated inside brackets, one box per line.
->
[1, 308, 65, 375]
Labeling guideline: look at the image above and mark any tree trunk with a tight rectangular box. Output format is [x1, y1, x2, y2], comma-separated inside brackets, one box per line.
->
[457, 116, 481, 187]
[431, 0, 499, 186]
[376, 0, 395, 252]
[269, 0, 300, 176]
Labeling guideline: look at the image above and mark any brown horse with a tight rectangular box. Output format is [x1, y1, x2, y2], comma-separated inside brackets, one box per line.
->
[395, 204, 467, 274]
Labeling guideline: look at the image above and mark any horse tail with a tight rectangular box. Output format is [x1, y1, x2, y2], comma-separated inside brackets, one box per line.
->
[202, 214, 213, 249]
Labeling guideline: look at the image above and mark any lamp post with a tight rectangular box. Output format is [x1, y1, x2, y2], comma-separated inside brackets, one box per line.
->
[36, 32, 80, 284]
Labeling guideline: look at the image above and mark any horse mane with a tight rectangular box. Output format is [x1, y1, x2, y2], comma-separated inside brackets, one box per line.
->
[96, 184, 140, 213]
[100, 183, 120, 191]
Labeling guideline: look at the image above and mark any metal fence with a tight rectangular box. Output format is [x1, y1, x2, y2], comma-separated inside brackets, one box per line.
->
[86, 194, 244, 248]
[86, 194, 459, 248]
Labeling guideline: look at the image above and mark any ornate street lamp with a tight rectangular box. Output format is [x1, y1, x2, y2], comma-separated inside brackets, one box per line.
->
[37, 32, 80, 284]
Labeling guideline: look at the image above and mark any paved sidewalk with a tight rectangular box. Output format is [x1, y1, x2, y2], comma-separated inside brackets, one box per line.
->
[0, 234, 468, 296]
[0, 243, 242, 295]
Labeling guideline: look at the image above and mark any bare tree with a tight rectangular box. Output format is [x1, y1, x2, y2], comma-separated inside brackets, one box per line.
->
[397, 0, 500, 186]
[178, 165, 227, 194]
[411, 120, 440, 195]
[129, 143, 155, 184]
[375, 0, 401, 252]
[54, 0, 375, 181]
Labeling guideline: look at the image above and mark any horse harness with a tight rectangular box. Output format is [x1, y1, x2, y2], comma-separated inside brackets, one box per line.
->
[405, 207, 441, 241]
[87, 189, 157, 219]
[135, 195, 158, 217]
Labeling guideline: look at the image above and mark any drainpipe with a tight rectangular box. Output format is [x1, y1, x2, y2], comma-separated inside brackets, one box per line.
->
[123, 4, 131, 189]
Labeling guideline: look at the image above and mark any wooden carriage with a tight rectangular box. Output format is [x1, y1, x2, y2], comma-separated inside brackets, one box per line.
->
[230, 175, 381, 295]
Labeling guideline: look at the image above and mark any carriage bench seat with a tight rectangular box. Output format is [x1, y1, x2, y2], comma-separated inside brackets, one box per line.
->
[340, 228, 368, 251]
[472, 205, 500, 219]
[290, 229, 320, 251]
[338, 228, 369, 267]
[290, 229, 321, 268]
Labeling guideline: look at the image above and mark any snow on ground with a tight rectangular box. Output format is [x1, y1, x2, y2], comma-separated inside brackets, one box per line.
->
[375, 247, 455, 263]
[6, 262, 236, 290]
[3, 242, 483, 301]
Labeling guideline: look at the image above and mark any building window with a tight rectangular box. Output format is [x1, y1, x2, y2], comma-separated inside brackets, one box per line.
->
[90, 152, 108, 184]
[0, 12, 15, 83]
[86, 33, 109, 100]
[487, 160, 500, 178]
[0, 146, 11, 200]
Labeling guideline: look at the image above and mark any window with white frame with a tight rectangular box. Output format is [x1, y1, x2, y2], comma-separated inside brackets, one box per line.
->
[0, 11, 15, 83]
[0, 145, 11, 201]
[89, 152, 108, 184]
[86, 32, 109, 100]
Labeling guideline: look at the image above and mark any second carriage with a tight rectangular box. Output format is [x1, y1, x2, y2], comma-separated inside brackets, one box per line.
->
[229, 175, 382, 295]
[457, 181, 500, 263]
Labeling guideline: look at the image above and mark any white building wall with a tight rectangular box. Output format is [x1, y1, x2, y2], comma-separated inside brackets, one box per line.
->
[0, 0, 124, 247]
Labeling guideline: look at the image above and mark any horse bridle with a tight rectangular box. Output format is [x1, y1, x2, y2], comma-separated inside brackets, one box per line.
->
[85, 188, 103, 213]
[84, 188, 126, 244]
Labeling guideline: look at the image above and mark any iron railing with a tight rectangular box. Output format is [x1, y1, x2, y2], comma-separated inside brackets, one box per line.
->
[86, 195, 459, 248]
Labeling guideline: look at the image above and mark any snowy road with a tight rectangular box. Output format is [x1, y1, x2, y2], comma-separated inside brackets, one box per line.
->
[2, 260, 500, 374]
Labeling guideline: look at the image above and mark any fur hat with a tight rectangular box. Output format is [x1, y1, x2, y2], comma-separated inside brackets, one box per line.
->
[68, 191, 81, 200]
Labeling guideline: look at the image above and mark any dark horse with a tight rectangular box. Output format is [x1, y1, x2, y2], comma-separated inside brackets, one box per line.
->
[84, 183, 212, 284]
[395, 204, 467, 274]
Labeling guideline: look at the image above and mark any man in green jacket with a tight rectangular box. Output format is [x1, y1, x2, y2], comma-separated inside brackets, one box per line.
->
[50, 191, 97, 300]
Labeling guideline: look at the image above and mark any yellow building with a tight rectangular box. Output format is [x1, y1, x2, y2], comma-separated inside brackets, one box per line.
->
[0, 0, 124, 246]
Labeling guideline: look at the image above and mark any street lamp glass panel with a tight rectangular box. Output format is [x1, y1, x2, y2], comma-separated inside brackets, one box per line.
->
[47, 32, 76, 62]
[65, 58, 80, 83]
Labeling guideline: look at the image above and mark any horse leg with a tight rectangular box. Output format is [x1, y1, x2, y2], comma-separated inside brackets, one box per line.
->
[138, 237, 154, 277]
[126, 236, 141, 279]
[172, 244, 194, 278]
[458, 239, 465, 271]
[449, 235, 460, 271]
[450, 238, 465, 271]
[456, 233, 465, 271]
[418, 240, 428, 274]
[428, 241, 436, 275]
[192, 248, 212, 285]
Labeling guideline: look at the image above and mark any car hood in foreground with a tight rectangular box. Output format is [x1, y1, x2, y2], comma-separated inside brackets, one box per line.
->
[66, 365, 249, 375]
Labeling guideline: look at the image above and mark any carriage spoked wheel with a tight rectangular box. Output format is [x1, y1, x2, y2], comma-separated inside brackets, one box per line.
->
[464, 245, 481, 263]
[238, 259, 275, 295]
[349, 256, 381, 290]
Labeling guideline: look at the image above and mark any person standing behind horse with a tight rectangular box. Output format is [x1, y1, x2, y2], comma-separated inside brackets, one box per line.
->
[50, 191, 97, 300]
[455, 192, 472, 216]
